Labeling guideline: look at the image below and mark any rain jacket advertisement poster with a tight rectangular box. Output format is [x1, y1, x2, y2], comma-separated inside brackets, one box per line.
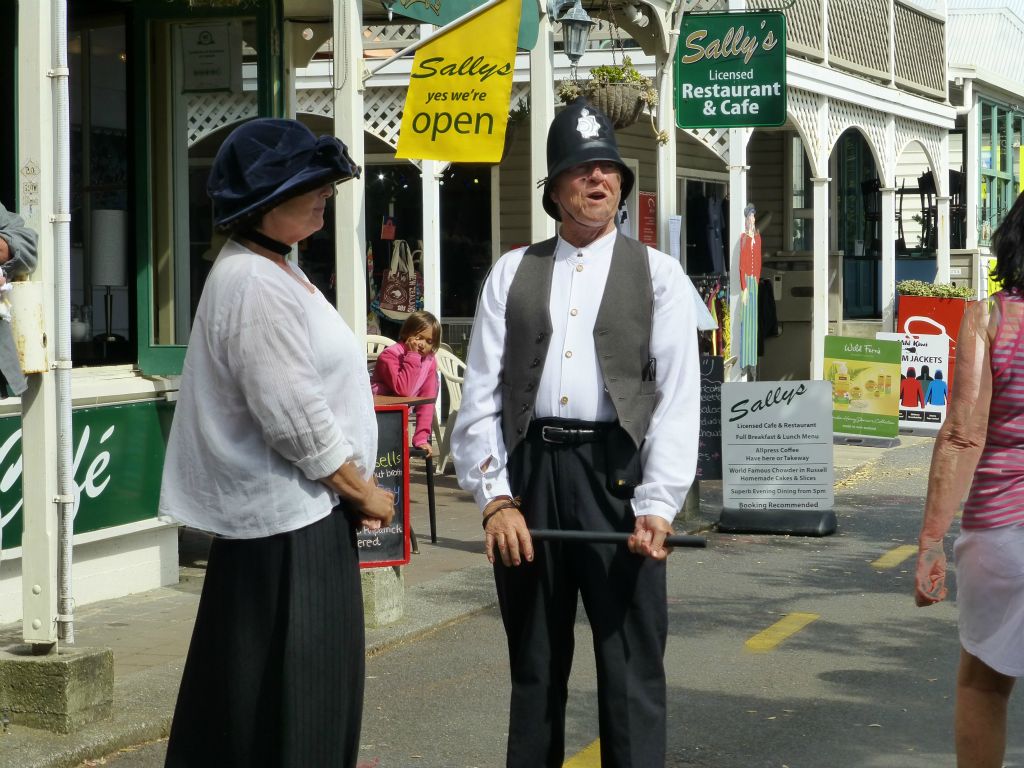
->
[824, 336, 901, 438]
[876, 331, 950, 435]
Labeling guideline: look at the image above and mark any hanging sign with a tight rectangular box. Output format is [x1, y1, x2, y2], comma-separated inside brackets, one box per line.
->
[395, 0, 520, 163]
[720, 381, 833, 513]
[877, 331, 950, 435]
[675, 12, 787, 129]
[824, 336, 901, 439]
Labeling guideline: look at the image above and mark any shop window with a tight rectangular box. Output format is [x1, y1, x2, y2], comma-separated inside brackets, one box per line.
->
[68, 11, 133, 366]
[790, 136, 813, 252]
[138, 5, 277, 375]
[835, 130, 881, 319]
[683, 178, 727, 275]
[979, 99, 1019, 245]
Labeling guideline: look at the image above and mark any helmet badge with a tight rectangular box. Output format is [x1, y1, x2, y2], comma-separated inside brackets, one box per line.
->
[576, 109, 601, 139]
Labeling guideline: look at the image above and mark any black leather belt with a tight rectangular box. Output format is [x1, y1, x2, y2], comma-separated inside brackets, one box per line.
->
[540, 425, 606, 445]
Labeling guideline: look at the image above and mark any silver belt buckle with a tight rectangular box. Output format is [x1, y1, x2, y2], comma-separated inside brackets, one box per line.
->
[541, 425, 564, 443]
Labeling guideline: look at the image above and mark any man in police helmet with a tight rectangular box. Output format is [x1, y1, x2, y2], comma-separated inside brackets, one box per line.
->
[452, 99, 699, 766]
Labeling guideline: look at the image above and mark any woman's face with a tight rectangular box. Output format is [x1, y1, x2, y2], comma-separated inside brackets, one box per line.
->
[261, 184, 333, 244]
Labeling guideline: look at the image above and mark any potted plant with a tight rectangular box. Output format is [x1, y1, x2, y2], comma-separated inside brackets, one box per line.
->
[556, 56, 658, 131]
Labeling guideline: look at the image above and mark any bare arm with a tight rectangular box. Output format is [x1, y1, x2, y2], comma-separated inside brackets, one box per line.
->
[915, 299, 995, 605]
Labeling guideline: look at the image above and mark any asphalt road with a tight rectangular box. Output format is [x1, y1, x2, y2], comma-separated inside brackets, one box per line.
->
[79, 439, 1024, 768]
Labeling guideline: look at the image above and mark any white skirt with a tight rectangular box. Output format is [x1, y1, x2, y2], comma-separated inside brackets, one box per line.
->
[954, 525, 1024, 677]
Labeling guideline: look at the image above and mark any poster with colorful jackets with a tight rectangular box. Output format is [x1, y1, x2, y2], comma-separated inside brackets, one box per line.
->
[877, 331, 950, 435]
[823, 336, 901, 438]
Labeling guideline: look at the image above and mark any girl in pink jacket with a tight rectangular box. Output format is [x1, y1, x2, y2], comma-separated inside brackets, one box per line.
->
[371, 311, 441, 455]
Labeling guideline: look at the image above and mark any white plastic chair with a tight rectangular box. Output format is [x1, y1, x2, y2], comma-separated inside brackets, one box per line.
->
[366, 334, 397, 362]
[432, 347, 467, 475]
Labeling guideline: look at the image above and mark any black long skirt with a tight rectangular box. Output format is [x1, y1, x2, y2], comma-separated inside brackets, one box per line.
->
[165, 505, 365, 768]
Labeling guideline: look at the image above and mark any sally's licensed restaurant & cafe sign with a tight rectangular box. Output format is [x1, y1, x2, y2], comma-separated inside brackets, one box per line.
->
[674, 11, 787, 129]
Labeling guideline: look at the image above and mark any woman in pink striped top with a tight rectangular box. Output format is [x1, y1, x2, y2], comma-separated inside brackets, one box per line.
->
[916, 194, 1024, 767]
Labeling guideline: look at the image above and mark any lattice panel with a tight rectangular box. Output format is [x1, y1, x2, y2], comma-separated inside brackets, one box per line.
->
[363, 86, 407, 149]
[827, 0, 890, 81]
[187, 91, 257, 148]
[895, 116, 945, 191]
[749, 0, 823, 59]
[828, 98, 890, 181]
[362, 23, 420, 51]
[297, 88, 334, 119]
[681, 0, 727, 12]
[893, 2, 945, 96]
[683, 128, 730, 163]
[788, 87, 823, 175]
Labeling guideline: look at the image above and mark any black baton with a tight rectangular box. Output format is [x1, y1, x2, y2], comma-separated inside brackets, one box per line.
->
[529, 529, 706, 548]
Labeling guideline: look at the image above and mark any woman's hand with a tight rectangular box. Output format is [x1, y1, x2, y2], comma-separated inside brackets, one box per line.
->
[914, 536, 948, 606]
[321, 462, 395, 528]
[482, 497, 533, 567]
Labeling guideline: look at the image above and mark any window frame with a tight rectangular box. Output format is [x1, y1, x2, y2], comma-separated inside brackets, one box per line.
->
[131, 0, 283, 375]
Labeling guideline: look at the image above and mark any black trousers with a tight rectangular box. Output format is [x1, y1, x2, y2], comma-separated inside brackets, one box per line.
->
[495, 420, 668, 768]
[165, 505, 365, 768]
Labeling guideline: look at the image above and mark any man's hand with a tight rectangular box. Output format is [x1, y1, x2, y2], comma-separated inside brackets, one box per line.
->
[483, 498, 534, 567]
[628, 514, 673, 561]
[914, 536, 947, 606]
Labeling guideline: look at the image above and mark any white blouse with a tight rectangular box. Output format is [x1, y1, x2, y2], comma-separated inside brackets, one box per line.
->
[451, 229, 699, 523]
[159, 240, 377, 539]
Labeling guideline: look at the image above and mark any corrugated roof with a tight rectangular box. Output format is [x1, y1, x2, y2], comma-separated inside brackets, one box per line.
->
[906, 1, 1024, 94]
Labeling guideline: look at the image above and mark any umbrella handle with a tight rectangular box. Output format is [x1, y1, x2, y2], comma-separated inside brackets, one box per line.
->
[529, 529, 706, 548]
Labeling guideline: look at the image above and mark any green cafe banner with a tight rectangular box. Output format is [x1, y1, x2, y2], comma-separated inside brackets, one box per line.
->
[823, 336, 901, 439]
[675, 11, 787, 129]
[388, 0, 539, 50]
[0, 401, 172, 553]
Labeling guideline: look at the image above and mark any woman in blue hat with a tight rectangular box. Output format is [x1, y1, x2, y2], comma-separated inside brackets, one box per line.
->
[159, 118, 394, 768]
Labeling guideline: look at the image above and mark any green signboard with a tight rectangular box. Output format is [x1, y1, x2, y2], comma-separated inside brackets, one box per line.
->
[823, 336, 902, 439]
[0, 401, 173, 553]
[675, 12, 787, 129]
[390, 0, 540, 50]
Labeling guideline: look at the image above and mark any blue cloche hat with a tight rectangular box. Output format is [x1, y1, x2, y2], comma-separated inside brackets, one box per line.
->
[208, 118, 361, 227]
[540, 99, 634, 221]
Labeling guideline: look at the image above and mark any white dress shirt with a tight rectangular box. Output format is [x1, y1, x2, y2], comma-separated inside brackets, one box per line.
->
[451, 229, 699, 523]
[159, 240, 377, 539]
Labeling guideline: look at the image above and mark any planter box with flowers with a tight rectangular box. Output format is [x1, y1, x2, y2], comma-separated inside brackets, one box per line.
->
[556, 57, 663, 140]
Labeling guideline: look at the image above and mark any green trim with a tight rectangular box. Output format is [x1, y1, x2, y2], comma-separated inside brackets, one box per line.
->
[132, 0, 280, 375]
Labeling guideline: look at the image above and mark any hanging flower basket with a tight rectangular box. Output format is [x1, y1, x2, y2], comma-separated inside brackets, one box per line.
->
[583, 83, 647, 129]
[556, 57, 658, 131]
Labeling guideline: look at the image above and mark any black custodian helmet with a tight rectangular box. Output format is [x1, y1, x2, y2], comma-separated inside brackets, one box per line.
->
[540, 98, 635, 221]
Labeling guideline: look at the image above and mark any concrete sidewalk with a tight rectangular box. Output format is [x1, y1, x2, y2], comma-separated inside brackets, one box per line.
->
[0, 437, 925, 768]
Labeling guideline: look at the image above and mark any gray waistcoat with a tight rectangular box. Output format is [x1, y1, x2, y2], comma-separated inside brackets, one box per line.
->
[501, 233, 655, 456]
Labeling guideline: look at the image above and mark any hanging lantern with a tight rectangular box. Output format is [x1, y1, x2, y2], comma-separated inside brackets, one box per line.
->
[550, 0, 595, 65]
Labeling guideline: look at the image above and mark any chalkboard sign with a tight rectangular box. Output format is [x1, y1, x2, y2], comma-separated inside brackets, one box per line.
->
[697, 355, 724, 480]
[359, 405, 411, 568]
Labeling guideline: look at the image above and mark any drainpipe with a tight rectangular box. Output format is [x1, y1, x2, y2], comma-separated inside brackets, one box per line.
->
[52, 0, 75, 644]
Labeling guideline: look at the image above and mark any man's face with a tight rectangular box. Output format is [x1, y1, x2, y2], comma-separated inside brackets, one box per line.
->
[549, 160, 623, 228]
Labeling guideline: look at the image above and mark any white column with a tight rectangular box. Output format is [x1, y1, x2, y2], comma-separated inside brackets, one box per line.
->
[530, 13, 556, 242]
[812, 177, 829, 380]
[935, 131, 951, 283]
[880, 186, 896, 331]
[18, 0, 59, 646]
[333, 1, 367, 341]
[727, 128, 747, 381]
[421, 159, 443, 316]
[965, 87, 979, 248]
[655, 50, 677, 255]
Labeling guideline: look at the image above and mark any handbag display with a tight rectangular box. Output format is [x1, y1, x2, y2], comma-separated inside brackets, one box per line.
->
[376, 240, 422, 321]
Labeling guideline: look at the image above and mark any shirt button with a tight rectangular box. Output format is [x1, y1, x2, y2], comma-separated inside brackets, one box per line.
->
[575, 264, 584, 272]
[565, 350, 573, 358]
[570, 308, 579, 316]
[485, 483, 492, 491]
[560, 396, 569, 406]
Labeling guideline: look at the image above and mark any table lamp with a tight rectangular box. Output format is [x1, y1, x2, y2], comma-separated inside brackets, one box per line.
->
[91, 209, 127, 343]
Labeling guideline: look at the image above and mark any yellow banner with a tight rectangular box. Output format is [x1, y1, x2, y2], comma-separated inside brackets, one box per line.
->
[395, 0, 520, 163]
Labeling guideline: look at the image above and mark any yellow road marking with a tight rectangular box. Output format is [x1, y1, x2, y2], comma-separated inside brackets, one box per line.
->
[564, 739, 601, 767]
[745, 612, 819, 652]
[872, 544, 917, 569]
